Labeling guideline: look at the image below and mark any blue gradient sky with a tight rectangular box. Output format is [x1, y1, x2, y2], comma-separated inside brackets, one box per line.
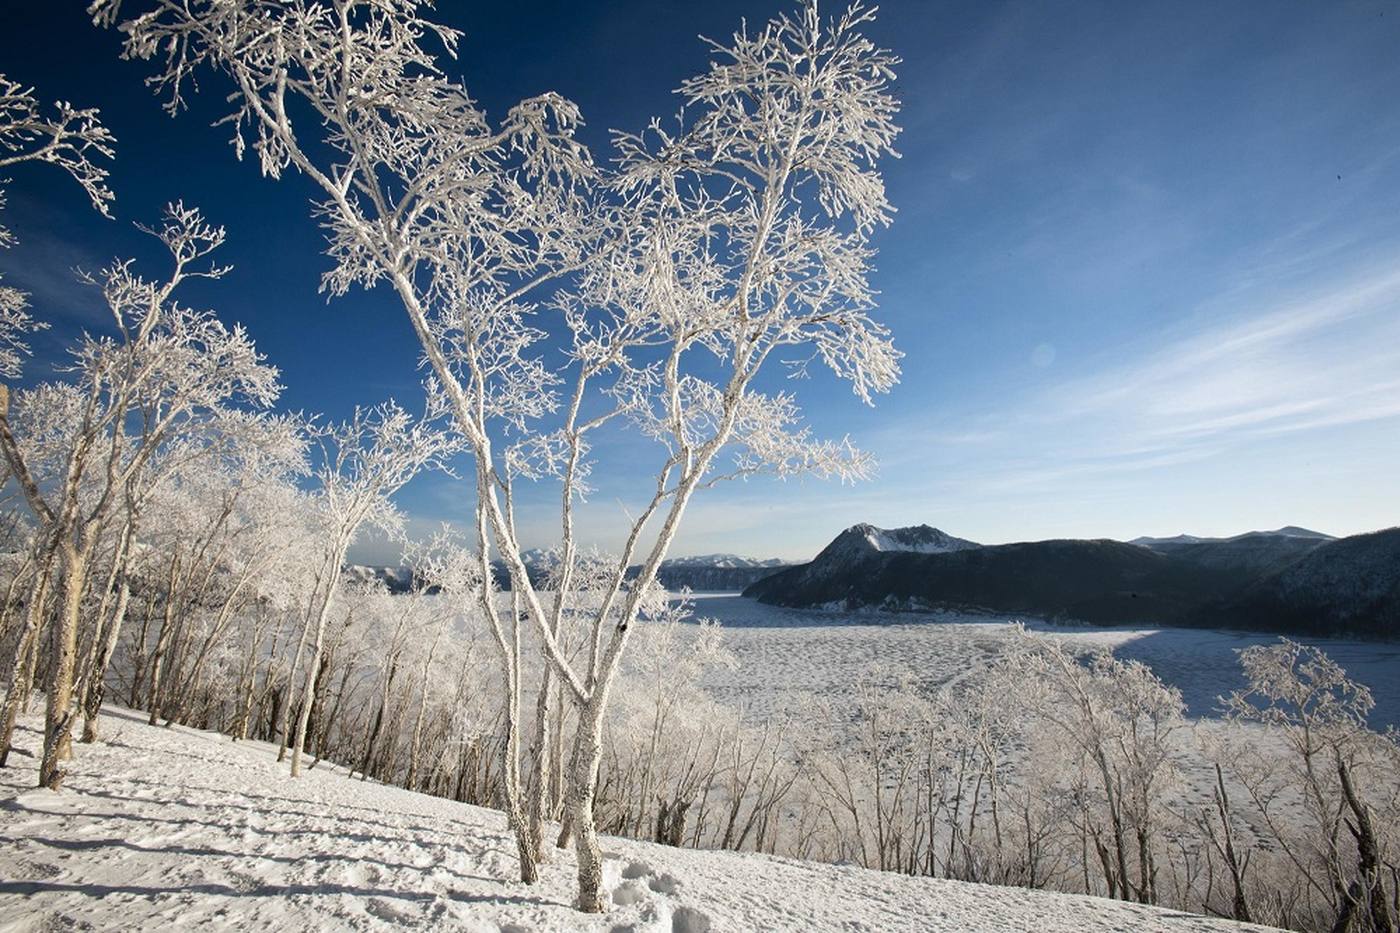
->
[2, 1, 1398, 562]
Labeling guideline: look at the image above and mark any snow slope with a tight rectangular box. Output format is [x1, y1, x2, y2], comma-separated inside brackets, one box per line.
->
[0, 708, 1272, 932]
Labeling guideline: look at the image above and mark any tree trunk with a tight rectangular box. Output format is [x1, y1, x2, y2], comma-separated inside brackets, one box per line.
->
[359, 679, 391, 780]
[1208, 763, 1252, 923]
[80, 578, 129, 743]
[290, 581, 337, 778]
[303, 652, 334, 768]
[146, 552, 182, 726]
[39, 541, 88, 790]
[169, 578, 251, 726]
[0, 554, 35, 647]
[126, 590, 158, 708]
[1095, 749, 1134, 902]
[233, 613, 270, 742]
[1337, 756, 1394, 933]
[527, 664, 554, 861]
[17, 614, 43, 715]
[317, 656, 355, 762]
[405, 629, 442, 791]
[568, 697, 606, 912]
[278, 601, 315, 763]
[550, 685, 565, 818]
[0, 551, 55, 767]
[499, 662, 540, 884]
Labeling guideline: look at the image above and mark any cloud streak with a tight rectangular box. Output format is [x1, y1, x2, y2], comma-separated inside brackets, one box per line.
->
[1040, 259, 1400, 446]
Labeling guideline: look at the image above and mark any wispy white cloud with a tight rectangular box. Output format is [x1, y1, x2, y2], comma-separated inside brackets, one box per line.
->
[1039, 259, 1400, 446]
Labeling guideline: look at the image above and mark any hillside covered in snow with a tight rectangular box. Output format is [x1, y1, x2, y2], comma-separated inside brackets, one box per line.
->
[0, 707, 1275, 932]
[654, 555, 795, 593]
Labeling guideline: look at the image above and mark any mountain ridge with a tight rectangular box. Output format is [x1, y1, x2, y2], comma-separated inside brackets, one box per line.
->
[744, 522, 1399, 639]
[1130, 526, 1335, 546]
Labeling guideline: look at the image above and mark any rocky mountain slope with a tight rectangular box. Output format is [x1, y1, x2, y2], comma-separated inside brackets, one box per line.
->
[343, 563, 414, 594]
[745, 531, 1215, 624]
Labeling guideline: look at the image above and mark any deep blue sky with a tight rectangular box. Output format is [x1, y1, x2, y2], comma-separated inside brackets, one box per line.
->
[2, 1, 1398, 562]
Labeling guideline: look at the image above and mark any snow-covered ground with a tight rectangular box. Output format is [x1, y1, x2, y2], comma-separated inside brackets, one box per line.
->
[0, 706, 1275, 932]
[688, 594, 1400, 729]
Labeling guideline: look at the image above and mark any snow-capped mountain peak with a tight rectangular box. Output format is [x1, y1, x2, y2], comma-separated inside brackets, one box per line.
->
[518, 547, 557, 566]
[660, 553, 789, 569]
[847, 523, 981, 555]
[813, 523, 981, 567]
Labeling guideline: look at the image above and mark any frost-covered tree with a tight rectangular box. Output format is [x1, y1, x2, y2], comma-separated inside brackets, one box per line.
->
[101, 0, 901, 908]
[527, 6, 900, 906]
[0, 74, 116, 765]
[0, 204, 280, 789]
[59, 412, 304, 744]
[1218, 640, 1399, 933]
[130, 415, 308, 732]
[1005, 630, 1186, 905]
[285, 401, 456, 778]
[92, 0, 598, 871]
[0, 384, 83, 765]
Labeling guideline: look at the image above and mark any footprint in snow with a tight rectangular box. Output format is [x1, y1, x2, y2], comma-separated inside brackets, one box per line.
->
[617, 861, 682, 893]
[609, 861, 705, 932]
[646, 873, 682, 896]
[670, 906, 712, 933]
[365, 897, 416, 924]
[10, 858, 61, 881]
[611, 881, 648, 906]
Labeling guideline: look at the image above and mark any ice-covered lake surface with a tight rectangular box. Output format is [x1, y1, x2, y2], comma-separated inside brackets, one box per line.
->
[681, 594, 1400, 729]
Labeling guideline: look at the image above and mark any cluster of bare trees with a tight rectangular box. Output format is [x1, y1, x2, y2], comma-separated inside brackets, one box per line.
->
[0, 198, 455, 788]
[0, 68, 458, 797]
[663, 631, 1396, 933]
[564, 623, 1398, 933]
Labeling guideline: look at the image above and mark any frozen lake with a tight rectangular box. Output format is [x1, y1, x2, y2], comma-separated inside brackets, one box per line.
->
[682, 594, 1400, 729]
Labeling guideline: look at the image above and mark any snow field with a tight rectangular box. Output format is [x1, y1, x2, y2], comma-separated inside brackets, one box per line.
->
[0, 705, 1275, 932]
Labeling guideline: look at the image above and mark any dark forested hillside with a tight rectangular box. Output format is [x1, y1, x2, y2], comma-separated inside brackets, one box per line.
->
[1201, 527, 1400, 639]
[745, 524, 1400, 639]
[745, 536, 1220, 624]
